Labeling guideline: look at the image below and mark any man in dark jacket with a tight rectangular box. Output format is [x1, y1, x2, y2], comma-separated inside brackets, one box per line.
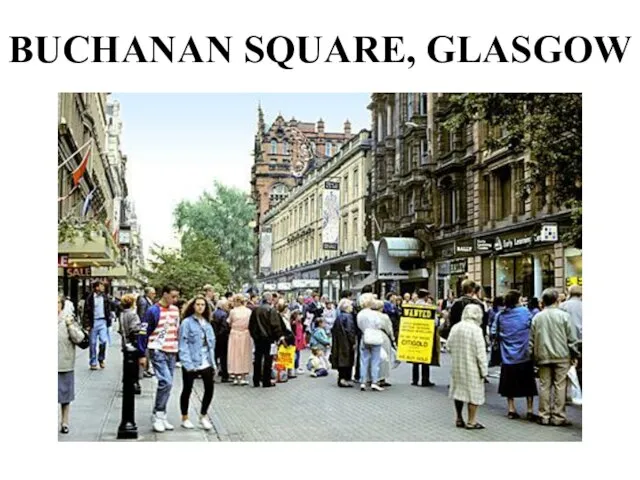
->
[136, 287, 157, 377]
[83, 281, 113, 370]
[212, 299, 231, 382]
[449, 279, 488, 332]
[249, 292, 285, 388]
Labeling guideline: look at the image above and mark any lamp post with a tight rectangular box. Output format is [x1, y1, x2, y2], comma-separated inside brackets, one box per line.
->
[117, 338, 138, 439]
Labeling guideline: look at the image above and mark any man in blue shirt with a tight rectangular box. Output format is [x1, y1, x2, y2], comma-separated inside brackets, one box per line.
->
[83, 281, 112, 370]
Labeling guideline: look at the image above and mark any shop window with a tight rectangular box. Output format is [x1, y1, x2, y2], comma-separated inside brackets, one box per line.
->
[482, 257, 493, 299]
[541, 253, 555, 290]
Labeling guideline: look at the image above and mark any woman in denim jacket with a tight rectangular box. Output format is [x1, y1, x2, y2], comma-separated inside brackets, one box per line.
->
[178, 296, 216, 430]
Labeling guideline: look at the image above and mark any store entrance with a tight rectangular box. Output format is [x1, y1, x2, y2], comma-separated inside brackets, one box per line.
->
[495, 254, 534, 298]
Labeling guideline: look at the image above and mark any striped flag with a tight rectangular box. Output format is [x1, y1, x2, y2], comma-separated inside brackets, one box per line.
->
[72, 145, 91, 186]
[81, 188, 96, 218]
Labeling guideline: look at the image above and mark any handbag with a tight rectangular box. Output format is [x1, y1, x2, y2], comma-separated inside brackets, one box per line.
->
[488, 313, 502, 367]
[363, 328, 383, 346]
[69, 319, 90, 350]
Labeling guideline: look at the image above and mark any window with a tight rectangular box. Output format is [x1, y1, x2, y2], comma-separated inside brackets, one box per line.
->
[497, 166, 512, 219]
[353, 168, 359, 197]
[482, 175, 491, 223]
[325, 142, 332, 157]
[342, 174, 349, 204]
[353, 215, 358, 251]
[440, 177, 455, 225]
[377, 112, 384, 139]
[386, 104, 392, 136]
[283, 140, 289, 155]
[271, 140, 277, 154]
[310, 141, 316, 155]
[514, 162, 526, 215]
[420, 139, 428, 166]
[407, 191, 415, 215]
[342, 218, 348, 252]
[310, 196, 315, 222]
[419, 93, 427, 115]
[269, 183, 289, 206]
[407, 93, 414, 119]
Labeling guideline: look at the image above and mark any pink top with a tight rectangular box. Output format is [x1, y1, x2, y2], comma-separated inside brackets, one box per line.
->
[293, 321, 306, 350]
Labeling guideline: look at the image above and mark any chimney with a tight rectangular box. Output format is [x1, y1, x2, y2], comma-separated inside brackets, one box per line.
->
[344, 119, 352, 136]
[317, 118, 325, 135]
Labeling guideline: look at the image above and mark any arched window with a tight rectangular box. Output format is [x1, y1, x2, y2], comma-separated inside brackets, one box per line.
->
[271, 140, 278, 154]
[283, 140, 289, 155]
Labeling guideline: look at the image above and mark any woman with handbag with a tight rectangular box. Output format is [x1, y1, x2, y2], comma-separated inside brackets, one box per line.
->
[356, 293, 386, 392]
[490, 290, 538, 421]
[58, 294, 87, 434]
[373, 300, 396, 388]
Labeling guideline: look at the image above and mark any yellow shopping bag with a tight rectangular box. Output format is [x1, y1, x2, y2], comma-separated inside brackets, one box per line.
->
[276, 345, 296, 370]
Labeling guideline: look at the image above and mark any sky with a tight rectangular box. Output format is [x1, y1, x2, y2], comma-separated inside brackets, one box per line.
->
[111, 93, 372, 259]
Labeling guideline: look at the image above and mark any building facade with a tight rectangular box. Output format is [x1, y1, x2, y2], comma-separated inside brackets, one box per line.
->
[251, 107, 354, 277]
[58, 93, 144, 304]
[258, 129, 372, 298]
[365, 93, 582, 302]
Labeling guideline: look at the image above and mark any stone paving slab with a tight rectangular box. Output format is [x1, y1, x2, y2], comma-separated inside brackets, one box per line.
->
[59, 337, 581, 442]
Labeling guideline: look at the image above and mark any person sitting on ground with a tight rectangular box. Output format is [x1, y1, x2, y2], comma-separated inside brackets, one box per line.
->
[308, 346, 329, 377]
[309, 318, 331, 354]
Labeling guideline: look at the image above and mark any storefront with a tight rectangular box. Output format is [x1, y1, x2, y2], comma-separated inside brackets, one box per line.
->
[564, 247, 583, 289]
[477, 222, 561, 299]
[435, 240, 474, 301]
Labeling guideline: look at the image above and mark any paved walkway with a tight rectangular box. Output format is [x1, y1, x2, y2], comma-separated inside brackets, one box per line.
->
[59, 335, 582, 442]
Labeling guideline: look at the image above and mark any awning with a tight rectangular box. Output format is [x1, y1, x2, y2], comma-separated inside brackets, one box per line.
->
[376, 237, 424, 280]
[351, 273, 377, 292]
[59, 231, 116, 266]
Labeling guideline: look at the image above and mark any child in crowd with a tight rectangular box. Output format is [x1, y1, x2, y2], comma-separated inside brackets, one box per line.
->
[290, 311, 306, 375]
[309, 318, 331, 354]
[308, 346, 329, 377]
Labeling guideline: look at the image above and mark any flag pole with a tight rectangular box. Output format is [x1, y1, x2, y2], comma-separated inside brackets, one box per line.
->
[58, 139, 92, 170]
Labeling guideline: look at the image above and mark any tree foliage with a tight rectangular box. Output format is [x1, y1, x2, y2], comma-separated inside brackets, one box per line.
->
[141, 234, 230, 299]
[443, 93, 582, 247]
[174, 181, 256, 290]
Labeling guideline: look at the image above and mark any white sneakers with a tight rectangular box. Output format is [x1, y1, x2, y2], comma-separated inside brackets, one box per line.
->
[152, 412, 174, 432]
[200, 416, 213, 431]
[181, 419, 195, 429]
[371, 383, 385, 392]
[297, 367, 305, 375]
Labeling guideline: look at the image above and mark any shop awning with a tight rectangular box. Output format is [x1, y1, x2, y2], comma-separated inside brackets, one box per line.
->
[379, 237, 423, 258]
[59, 231, 116, 266]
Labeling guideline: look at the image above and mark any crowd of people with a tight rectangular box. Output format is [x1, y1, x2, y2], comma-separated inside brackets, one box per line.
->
[57, 279, 582, 435]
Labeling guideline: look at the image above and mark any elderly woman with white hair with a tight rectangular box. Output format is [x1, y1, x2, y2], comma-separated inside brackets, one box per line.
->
[372, 299, 396, 387]
[446, 304, 489, 430]
[356, 293, 387, 391]
[331, 298, 357, 387]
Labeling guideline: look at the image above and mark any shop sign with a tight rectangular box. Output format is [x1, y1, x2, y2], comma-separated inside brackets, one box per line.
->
[263, 283, 277, 291]
[455, 240, 474, 255]
[437, 261, 450, 276]
[566, 276, 583, 287]
[291, 279, 320, 289]
[58, 254, 69, 268]
[408, 268, 429, 280]
[450, 259, 468, 275]
[65, 267, 92, 277]
[475, 238, 493, 253]
[276, 282, 291, 291]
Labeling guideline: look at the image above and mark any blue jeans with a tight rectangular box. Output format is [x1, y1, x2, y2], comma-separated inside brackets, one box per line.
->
[150, 350, 177, 414]
[295, 350, 300, 369]
[89, 319, 109, 367]
[359, 343, 382, 384]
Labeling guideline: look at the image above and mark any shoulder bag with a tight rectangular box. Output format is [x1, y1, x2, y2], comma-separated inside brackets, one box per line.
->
[488, 313, 501, 367]
[363, 327, 384, 346]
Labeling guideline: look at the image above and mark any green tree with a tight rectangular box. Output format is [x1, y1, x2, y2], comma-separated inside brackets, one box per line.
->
[443, 93, 582, 247]
[141, 234, 230, 299]
[174, 181, 256, 290]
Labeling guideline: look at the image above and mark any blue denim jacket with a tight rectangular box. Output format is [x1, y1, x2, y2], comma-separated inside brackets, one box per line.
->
[178, 315, 216, 371]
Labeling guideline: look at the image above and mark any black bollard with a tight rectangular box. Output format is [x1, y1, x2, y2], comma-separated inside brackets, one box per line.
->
[117, 342, 139, 439]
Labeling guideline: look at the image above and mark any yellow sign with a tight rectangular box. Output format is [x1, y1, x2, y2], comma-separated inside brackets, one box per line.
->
[566, 276, 583, 287]
[276, 345, 296, 369]
[397, 304, 437, 364]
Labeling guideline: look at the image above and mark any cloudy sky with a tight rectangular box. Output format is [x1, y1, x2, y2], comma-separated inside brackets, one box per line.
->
[111, 93, 371, 258]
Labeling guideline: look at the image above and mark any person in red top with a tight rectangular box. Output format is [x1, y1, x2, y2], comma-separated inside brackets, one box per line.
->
[142, 284, 180, 433]
[290, 310, 306, 375]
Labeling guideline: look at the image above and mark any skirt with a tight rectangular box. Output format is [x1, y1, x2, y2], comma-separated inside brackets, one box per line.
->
[498, 360, 538, 398]
[58, 371, 75, 404]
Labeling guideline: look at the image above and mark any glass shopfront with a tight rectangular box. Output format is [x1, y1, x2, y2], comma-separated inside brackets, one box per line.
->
[494, 248, 555, 298]
[564, 247, 583, 288]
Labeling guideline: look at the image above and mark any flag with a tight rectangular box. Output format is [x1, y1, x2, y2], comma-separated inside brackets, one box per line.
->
[81, 188, 96, 218]
[72, 145, 91, 186]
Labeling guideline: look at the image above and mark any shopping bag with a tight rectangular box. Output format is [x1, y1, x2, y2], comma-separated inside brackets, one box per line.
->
[567, 365, 582, 405]
[276, 345, 296, 370]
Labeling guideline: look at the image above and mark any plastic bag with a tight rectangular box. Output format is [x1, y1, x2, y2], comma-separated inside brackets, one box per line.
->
[567, 365, 582, 405]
